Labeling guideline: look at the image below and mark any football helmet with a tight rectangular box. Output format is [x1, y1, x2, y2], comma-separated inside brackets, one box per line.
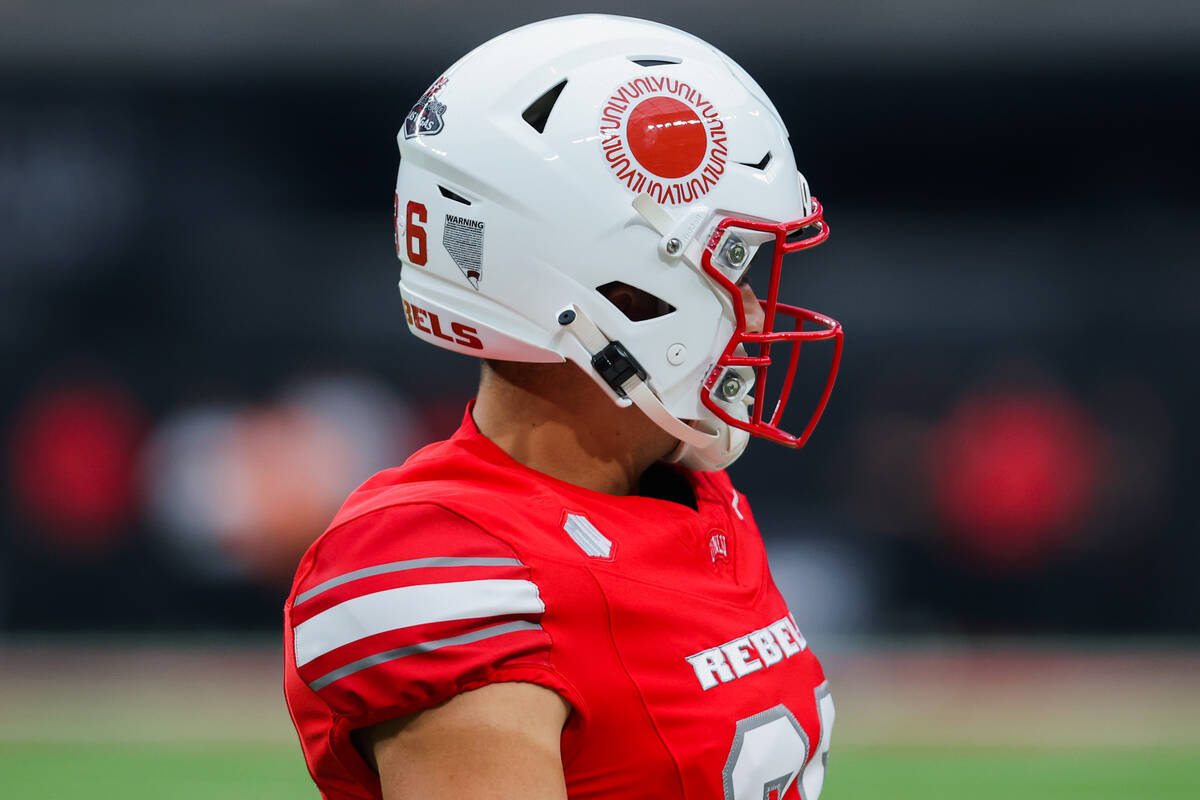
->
[395, 14, 842, 470]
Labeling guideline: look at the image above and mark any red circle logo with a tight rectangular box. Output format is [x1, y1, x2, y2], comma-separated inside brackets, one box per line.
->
[626, 97, 707, 179]
[599, 77, 729, 205]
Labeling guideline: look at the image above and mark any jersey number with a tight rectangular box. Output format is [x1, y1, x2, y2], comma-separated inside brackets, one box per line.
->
[405, 200, 428, 265]
[722, 683, 834, 800]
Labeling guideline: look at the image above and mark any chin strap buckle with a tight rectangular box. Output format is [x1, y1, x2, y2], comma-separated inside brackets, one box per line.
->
[556, 303, 717, 448]
[590, 341, 647, 399]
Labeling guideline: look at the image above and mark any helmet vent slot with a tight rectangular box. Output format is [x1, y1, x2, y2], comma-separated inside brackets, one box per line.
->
[736, 152, 772, 171]
[629, 57, 682, 67]
[438, 185, 472, 205]
[597, 281, 676, 322]
[522, 79, 568, 134]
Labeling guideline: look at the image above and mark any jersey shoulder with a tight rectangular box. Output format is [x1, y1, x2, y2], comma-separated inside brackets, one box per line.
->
[286, 435, 578, 720]
[282, 468, 581, 799]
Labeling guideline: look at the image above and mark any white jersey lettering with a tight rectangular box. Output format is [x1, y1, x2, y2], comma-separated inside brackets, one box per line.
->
[685, 613, 809, 690]
[686, 648, 736, 690]
[722, 637, 764, 678]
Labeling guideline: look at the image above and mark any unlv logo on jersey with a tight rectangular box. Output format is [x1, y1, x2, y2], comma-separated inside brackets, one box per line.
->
[404, 77, 449, 140]
[709, 532, 729, 565]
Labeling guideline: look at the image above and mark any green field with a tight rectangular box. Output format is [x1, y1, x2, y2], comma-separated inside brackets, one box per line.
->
[2, 743, 1197, 799]
[2, 643, 1197, 799]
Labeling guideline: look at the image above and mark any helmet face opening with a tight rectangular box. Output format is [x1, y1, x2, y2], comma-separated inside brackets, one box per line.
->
[699, 198, 843, 448]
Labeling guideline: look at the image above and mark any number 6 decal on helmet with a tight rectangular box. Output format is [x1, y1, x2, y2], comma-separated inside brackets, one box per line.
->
[722, 683, 834, 800]
[405, 201, 428, 266]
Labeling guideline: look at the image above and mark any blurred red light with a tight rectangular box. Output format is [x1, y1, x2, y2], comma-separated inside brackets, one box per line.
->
[9, 382, 144, 549]
[929, 390, 1100, 569]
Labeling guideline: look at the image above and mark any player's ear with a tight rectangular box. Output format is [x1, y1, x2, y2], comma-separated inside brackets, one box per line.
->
[597, 281, 674, 322]
[604, 283, 637, 319]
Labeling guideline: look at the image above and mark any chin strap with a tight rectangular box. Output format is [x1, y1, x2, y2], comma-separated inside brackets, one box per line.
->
[632, 193, 676, 235]
[558, 304, 717, 449]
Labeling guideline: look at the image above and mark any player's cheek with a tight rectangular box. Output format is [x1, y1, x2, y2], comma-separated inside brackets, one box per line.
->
[741, 284, 765, 334]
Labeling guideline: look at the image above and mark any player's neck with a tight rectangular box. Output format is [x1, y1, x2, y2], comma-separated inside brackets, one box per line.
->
[472, 361, 678, 496]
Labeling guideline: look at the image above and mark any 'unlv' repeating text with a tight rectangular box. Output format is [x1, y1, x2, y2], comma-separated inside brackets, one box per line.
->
[600, 77, 729, 205]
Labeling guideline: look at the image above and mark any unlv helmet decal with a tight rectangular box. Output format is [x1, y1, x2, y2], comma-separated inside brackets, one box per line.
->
[599, 77, 728, 205]
[404, 76, 449, 140]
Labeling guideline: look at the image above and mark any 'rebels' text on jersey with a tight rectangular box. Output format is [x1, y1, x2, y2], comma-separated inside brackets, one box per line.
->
[283, 406, 833, 799]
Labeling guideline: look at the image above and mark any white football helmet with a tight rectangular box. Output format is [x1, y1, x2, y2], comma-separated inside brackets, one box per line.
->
[395, 14, 842, 471]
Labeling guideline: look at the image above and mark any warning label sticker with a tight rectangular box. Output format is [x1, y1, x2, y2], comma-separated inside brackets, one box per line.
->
[443, 214, 485, 289]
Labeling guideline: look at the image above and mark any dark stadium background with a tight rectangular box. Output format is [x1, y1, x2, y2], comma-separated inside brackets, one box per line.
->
[1, 2, 1197, 798]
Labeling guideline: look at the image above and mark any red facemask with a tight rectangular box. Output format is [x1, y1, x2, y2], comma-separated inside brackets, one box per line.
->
[699, 198, 843, 448]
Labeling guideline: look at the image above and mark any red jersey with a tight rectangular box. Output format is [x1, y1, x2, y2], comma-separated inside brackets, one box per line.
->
[284, 406, 834, 800]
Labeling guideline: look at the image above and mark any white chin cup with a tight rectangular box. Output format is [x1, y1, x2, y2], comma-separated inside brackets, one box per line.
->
[666, 362, 755, 472]
[669, 413, 751, 472]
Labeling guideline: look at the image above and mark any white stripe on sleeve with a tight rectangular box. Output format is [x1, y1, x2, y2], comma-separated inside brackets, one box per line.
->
[293, 578, 545, 667]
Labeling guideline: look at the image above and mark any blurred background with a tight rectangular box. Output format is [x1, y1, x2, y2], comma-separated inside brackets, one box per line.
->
[1, 1, 1197, 798]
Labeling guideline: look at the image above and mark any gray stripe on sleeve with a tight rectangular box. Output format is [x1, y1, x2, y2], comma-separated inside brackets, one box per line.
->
[307, 620, 543, 691]
[295, 557, 524, 605]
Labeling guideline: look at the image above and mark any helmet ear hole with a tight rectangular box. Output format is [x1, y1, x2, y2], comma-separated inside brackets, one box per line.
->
[596, 282, 676, 322]
[522, 79, 568, 134]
